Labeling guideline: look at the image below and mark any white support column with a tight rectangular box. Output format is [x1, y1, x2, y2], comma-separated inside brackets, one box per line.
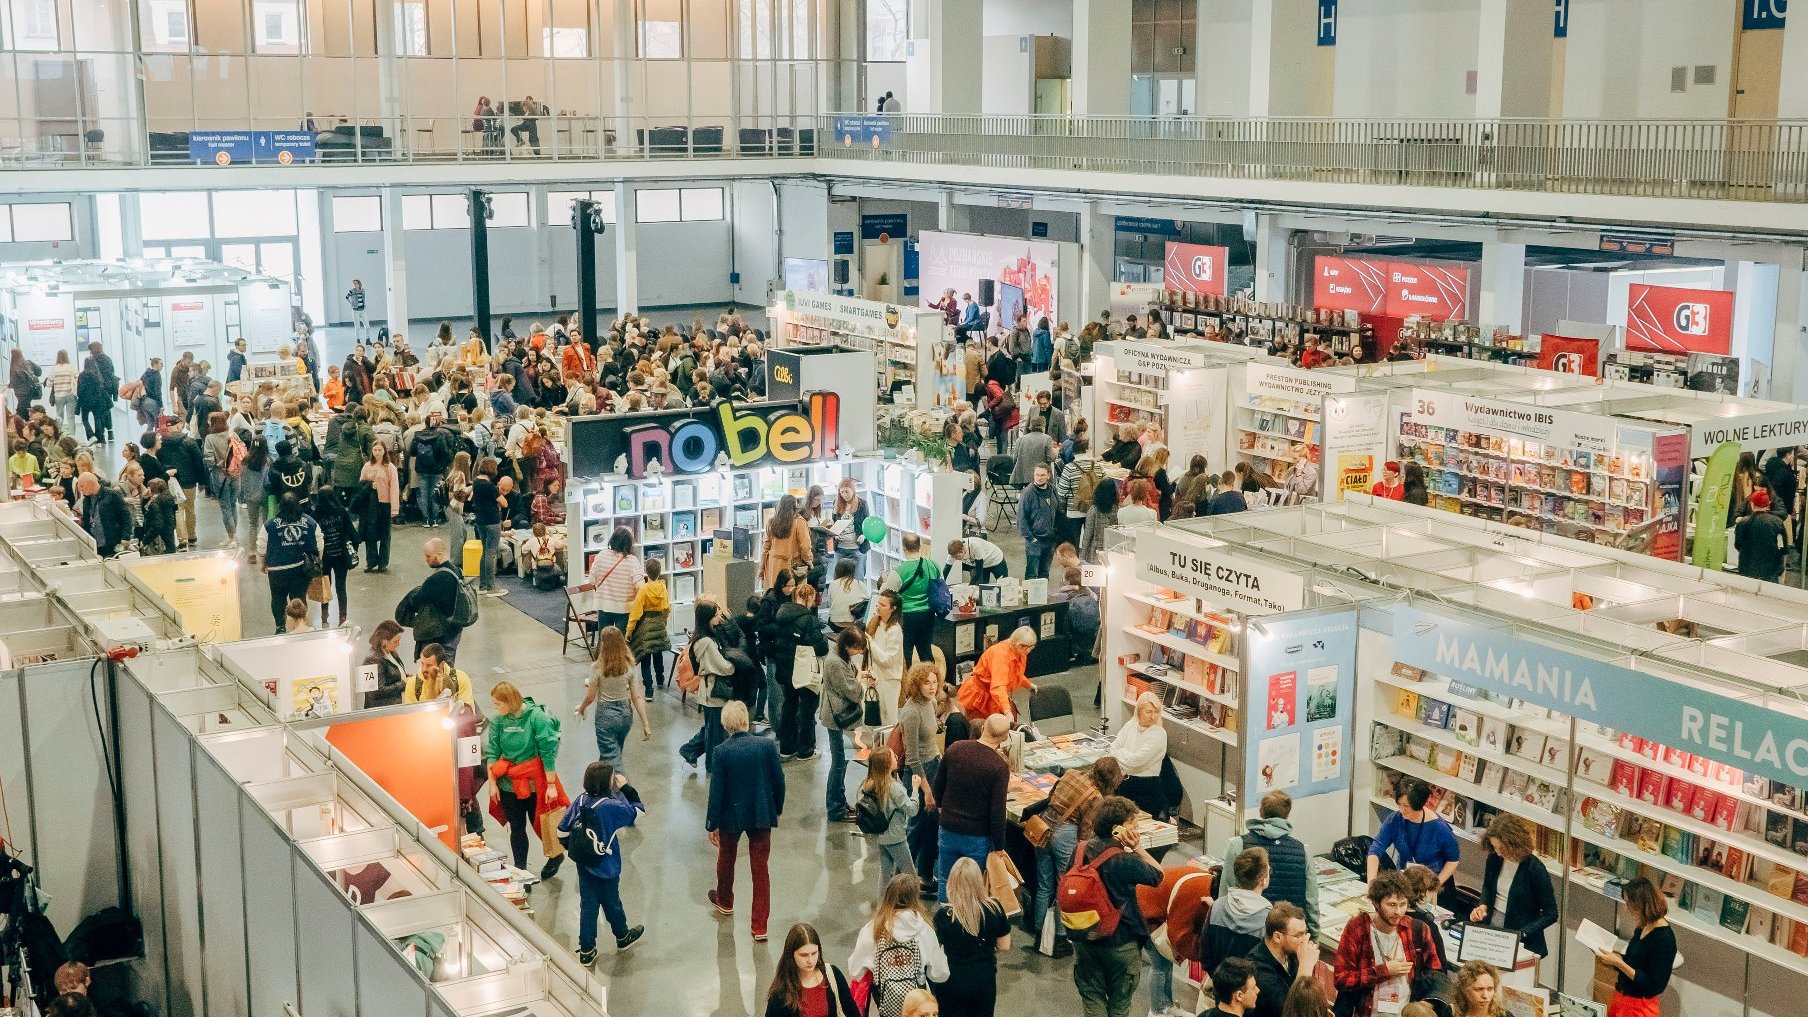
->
[1079, 202, 1114, 322]
[917, 0, 981, 114]
[613, 182, 639, 315]
[372, 0, 404, 146]
[1072, 0, 1131, 116]
[1475, 0, 1553, 119]
[1251, 213, 1289, 304]
[612, 0, 636, 145]
[1477, 238, 1527, 335]
[380, 187, 409, 334]
[1773, 253, 1805, 401]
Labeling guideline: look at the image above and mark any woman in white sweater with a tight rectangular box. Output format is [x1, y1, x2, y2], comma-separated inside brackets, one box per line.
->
[866, 590, 906, 724]
[848, 872, 949, 1014]
[1111, 692, 1170, 819]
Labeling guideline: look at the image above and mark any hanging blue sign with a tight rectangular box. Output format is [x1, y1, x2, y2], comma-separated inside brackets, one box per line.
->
[1393, 604, 1808, 791]
[833, 231, 855, 256]
[189, 130, 316, 165]
[1744, 0, 1787, 30]
[1114, 216, 1182, 237]
[832, 115, 893, 148]
[1317, 0, 1338, 45]
[1031, 222, 1049, 239]
[860, 214, 909, 241]
[1243, 609, 1360, 806]
[903, 241, 919, 279]
[1553, 0, 1570, 37]
[256, 131, 317, 164]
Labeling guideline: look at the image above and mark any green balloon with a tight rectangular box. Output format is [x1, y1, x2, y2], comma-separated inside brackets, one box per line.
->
[861, 516, 889, 543]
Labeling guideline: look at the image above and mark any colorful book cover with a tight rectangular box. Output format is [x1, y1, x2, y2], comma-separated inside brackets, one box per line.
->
[1420, 699, 1451, 730]
[1637, 769, 1670, 805]
[1628, 817, 1665, 854]
[1510, 731, 1547, 762]
[1660, 825, 1690, 863]
[1267, 671, 1298, 730]
[1478, 717, 1509, 753]
[1691, 887, 1724, 926]
[1794, 872, 1808, 906]
[1449, 709, 1482, 747]
[1688, 753, 1711, 778]
[1541, 739, 1568, 770]
[1608, 761, 1638, 797]
[1436, 749, 1463, 778]
[1664, 779, 1694, 814]
[1458, 754, 1480, 785]
[1793, 921, 1808, 957]
[1712, 795, 1745, 833]
[1662, 745, 1689, 769]
[1574, 747, 1612, 785]
[1767, 812, 1794, 848]
[1580, 798, 1623, 839]
[1720, 895, 1752, 934]
[1396, 689, 1422, 721]
[1689, 787, 1720, 823]
[1723, 847, 1750, 881]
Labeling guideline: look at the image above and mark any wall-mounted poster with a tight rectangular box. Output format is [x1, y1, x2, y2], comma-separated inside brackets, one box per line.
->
[916, 230, 1060, 330]
[1242, 609, 1359, 809]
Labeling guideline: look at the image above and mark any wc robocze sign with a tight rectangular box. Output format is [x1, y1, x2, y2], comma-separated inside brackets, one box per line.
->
[567, 394, 842, 480]
[1393, 604, 1808, 793]
[1134, 529, 1304, 616]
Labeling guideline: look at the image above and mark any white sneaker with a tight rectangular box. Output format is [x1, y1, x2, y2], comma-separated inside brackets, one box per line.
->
[482, 588, 508, 598]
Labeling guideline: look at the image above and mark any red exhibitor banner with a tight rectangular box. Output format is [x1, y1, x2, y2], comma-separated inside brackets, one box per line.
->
[1625, 284, 1735, 356]
[1536, 334, 1601, 377]
[1313, 256, 1389, 313]
[1385, 262, 1472, 320]
[1164, 242, 1229, 297]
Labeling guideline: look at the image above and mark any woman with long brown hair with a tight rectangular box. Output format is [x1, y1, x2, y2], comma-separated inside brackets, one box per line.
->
[764, 923, 859, 1017]
[1450, 960, 1507, 1017]
[848, 873, 949, 1017]
[760, 493, 812, 588]
[1468, 812, 1558, 960]
[1597, 878, 1675, 1017]
[576, 626, 651, 769]
[867, 589, 906, 722]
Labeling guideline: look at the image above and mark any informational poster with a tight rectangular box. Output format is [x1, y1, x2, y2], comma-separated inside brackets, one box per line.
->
[1336, 454, 1374, 501]
[1649, 429, 1689, 561]
[1384, 261, 1472, 321]
[13, 291, 76, 365]
[1625, 283, 1735, 356]
[237, 281, 293, 354]
[1134, 528, 1305, 616]
[1313, 256, 1389, 314]
[1163, 242, 1229, 298]
[1242, 609, 1359, 808]
[165, 298, 213, 350]
[1536, 334, 1601, 376]
[125, 553, 242, 641]
[916, 230, 1060, 329]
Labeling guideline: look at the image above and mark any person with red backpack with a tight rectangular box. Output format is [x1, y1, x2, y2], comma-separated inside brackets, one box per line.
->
[1059, 795, 1163, 1017]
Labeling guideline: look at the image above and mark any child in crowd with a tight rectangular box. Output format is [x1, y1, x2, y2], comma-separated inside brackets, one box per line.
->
[626, 559, 672, 695]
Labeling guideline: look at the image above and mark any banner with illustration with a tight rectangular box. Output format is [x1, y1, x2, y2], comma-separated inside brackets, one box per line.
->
[1241, 608, 1359, 810]
[916, 230, 1061, 330]
[1691, 440, 1740, 571]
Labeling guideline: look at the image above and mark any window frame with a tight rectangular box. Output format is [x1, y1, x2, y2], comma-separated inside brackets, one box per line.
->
[9, 202, 74, 243]
[634, 189, 682, 224]
[331, 195, 383, 234]
[679, 187, 724, 222]
[864, 0, 908, 62]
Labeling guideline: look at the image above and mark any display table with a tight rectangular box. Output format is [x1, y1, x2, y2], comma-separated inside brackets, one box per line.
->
[935, 601, 1072, 682]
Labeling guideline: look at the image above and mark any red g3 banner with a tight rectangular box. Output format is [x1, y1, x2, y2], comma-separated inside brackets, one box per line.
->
[1625, 284, 1735, 356]
[1164, 242, 1229, 297]
[1536, 334, 1601, 377]
[1313, 256, 1388, 313]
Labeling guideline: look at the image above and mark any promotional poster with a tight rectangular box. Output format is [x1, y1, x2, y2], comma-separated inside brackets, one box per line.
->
[916, 230, 1060, 328]
[1625, 284, 1735, 356]
[1243, 610, 1359, 805]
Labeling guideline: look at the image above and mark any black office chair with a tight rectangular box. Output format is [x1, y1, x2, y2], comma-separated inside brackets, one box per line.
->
[1028, 685, 1075, 736]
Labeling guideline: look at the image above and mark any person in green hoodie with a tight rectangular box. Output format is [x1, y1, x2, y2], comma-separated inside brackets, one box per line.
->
[330, 405, 373, 490]
[484, 680, 563, 876]
[1223, 790, 1321, 939]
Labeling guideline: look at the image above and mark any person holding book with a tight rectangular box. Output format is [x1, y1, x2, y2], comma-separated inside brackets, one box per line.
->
[1366, 778, 1460, 895]
[1596, 878, 1675, 1017]
[1467, 813, 1558, 959]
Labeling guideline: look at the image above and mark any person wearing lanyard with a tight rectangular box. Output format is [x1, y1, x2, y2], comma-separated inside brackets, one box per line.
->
[1367, 778, 1460, 896]
[1333, 871, 1441, 1017]
[1596, 878, 1675, 1017]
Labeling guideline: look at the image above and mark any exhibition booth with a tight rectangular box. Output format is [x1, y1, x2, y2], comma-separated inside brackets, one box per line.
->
[0, 497, 605, 1017]
[914, 229, 1083, 337]
[0, 257, 295, 385]
[767, 289, 959, 414]
[1101, 497, 1808, 1015]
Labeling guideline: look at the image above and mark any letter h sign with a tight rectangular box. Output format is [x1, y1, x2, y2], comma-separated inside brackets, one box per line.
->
[1317, 0, 1338, 46]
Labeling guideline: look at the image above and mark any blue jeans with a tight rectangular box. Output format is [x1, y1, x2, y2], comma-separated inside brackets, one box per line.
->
[416, 472, 442, 522]
[478, 523, 501, 590]
[680, 705, 724, 767]
[593, 698, 632, 768]
[825, 727, 848, 815]
[214, 474, 240, 541]
[837, 547, 866, 581]
[761, 658, 785, 726]
[1034, 820, 1080, 932]
[1146, 942, 1175, 1014]
[577, 869, 627, 951]
[936, 829, 992, 903]
[1024, 542, 1051, 581]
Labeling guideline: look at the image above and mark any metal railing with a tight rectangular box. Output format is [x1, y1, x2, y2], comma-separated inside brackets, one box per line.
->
[814, 114, 1808, 203]
[11, 109, 1808, 206]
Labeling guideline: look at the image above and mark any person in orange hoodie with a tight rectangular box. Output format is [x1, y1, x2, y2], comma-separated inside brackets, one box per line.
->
[1136, 860, 1216, 1015]
[956, 626, 1039, 722]
[321, 365, 346, 411]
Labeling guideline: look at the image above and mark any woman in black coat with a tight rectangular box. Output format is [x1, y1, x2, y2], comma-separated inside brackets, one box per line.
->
[1469, 813, 1558, 957]
[362, 620, 409, 708]
[311, 487, 357, 628]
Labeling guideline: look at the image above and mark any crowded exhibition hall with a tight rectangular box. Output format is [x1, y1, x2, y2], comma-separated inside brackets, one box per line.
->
[8, 2, 1808, 1017]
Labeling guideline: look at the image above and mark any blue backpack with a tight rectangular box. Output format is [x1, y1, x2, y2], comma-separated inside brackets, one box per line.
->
[906, 559, 952, 618]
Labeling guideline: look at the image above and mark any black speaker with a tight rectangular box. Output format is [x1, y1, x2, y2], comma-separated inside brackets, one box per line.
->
[834, 259, 850, 285]
[978, 278, 996, 306]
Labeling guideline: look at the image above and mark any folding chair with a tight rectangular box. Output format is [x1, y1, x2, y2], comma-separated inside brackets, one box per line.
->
[984, 455, 1021, 532]
[562, 584, 599, 658]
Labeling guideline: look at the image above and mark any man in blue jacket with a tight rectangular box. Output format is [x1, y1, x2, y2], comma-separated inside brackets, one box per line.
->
[558, 761, 646, 964]
[705, 702, 785, 941]
[1018, 463, 1059, 580]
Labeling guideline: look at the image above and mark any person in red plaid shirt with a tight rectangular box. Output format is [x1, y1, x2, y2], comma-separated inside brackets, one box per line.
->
[1332, 871, 1441, 1017]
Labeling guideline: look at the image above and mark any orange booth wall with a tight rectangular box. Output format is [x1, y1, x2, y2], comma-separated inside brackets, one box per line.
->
[327, 709, 461, 850]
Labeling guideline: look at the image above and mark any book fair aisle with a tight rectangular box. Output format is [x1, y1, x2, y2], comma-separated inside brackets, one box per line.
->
[0, 498, 607, 1017]
[1146, 494, 1808, 1016]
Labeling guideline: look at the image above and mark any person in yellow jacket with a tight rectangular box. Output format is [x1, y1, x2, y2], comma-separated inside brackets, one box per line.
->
[956, 626, 1039, 723]
[404, 641, 475, 706]
[625, 559, 673, 696]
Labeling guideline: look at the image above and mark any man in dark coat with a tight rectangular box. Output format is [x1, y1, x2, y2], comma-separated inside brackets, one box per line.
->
[705, 702, 784, 942]
[75, 473, 133, 557]
[1737, 488, 1789, 583]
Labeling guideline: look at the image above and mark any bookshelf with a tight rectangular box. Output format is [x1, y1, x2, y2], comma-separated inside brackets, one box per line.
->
[848, 458, 970, 579]
[1363, 661, 1808, 976]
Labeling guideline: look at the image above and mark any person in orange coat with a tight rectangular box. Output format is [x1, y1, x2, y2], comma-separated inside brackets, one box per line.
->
[1136, 860, 1215, 1006]
[321, 365, 346, 410]
[957, 626, 1039, 721]
[562, 338, 596, 380]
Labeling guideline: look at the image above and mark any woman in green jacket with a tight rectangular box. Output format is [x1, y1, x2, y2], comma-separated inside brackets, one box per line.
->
[330, 406, 373, 489]
[484, 680, 562, 874]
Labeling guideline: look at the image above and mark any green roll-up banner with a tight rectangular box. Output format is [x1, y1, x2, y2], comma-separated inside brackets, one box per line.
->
[1690, 440, 1741, 571]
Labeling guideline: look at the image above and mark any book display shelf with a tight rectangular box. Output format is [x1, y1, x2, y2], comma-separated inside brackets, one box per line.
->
[850, 458, 970, 579]
[1395, 425, 1655, 540]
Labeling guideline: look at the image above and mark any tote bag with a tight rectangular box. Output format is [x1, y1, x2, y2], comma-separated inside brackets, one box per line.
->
[791, 645, 822, 691]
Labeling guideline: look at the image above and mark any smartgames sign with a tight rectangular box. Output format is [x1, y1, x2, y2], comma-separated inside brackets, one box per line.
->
[567, 395, 843, 480]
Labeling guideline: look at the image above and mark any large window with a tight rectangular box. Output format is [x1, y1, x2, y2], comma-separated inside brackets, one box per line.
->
[865, 0, 907, 62]
[394, 1, 428, 56]
[0, 203, 73, 243]
[542, 27, 588, 58]
[214, 191, 297, 237]
[140, 192, 211, 241]
[253, 0, 303, 54]
[331, 196, 382, 233]
[548, 190, 618, 227]
[9, 0, 60, 49]
[635, 188, 724, 224]
[486, 192, 532, 227]
[399, 193, 525, 230]
[637, 0, 682, 58]
[137, 0, 190, 52]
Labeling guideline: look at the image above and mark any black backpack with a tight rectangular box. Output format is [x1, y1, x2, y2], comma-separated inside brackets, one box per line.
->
[563, 799, 618, 868]
[854, 787, 891, 835]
